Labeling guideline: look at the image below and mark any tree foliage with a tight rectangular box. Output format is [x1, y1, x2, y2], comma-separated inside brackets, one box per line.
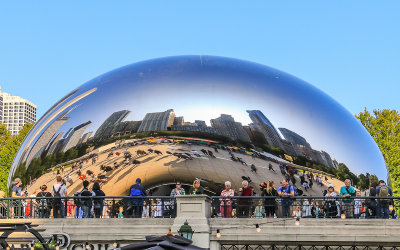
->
[0, 123, 34, 194]
[356, 108, 400, 196]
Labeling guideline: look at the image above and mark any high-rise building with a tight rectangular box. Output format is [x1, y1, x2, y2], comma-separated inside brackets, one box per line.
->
[112, 121, 142, 137]
[81, 132, 93, 144]
[321, 150, 335, 168]
[195, 120, 207, 127]
[0, 87, 36, 135]
[62, 121, 92, 152]
[247, 110, 283, 148]
[24, 116, 70, 166]
[173, 116, 184, 126]
[94, 110, 130, 141]
[138, 109, 175, 132]
[279, 128, 311, 148]
[210, 114, 250, 142]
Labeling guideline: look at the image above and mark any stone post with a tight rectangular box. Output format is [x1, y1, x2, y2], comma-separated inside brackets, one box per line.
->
[171, 195, 210, 248]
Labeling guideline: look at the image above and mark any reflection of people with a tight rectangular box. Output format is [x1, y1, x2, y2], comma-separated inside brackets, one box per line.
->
[189, 180, 204, 195]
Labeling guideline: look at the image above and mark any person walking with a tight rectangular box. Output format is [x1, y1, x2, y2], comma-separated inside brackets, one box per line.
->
[220, 181, 234, 218]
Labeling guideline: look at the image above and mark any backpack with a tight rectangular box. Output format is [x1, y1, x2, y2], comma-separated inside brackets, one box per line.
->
[73, 192, 82, 207]
[378, 186, 389, 201]
[52, 185, 64, 208]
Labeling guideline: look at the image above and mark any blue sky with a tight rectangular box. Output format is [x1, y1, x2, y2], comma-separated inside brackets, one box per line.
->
[1, 1, 399, 118]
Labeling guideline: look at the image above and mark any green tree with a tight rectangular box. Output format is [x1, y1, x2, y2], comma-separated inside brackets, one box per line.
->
[0, 123, 34, 194]
[356, 108, 400, 196]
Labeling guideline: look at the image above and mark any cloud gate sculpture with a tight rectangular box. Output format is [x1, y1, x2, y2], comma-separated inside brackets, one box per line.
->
[9, 55, 387, 196]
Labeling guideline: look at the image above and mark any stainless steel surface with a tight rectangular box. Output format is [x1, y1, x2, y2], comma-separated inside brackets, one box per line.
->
[9, 55, 387, 195]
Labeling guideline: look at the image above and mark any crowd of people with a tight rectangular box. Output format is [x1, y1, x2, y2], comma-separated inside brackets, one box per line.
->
[216, 177, 396, 219]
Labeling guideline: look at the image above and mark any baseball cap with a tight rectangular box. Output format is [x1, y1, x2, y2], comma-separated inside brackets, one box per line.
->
[328, 184, 334, 188]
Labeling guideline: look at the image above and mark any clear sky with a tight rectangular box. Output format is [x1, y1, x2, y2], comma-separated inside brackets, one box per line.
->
[0, 1, 399, 118]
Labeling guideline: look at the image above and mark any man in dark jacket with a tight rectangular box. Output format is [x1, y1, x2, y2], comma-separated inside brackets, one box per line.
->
[129, 178, 147, 218]
[80, 180, 92, 218]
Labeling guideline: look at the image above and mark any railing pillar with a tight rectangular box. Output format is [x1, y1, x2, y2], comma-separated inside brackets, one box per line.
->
[172, 195, 210, 249]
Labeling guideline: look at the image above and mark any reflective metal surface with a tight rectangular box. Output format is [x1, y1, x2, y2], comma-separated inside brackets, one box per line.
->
[9, 55, 387, 196]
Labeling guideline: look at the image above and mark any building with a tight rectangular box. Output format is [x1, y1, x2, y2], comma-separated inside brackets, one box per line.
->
[321, 150, 335, 168]
[62, 121, 92, 152]
[247, 110, 283, 148]
[112, 121, 142, 137]
[210, 114, 250, 142]
[279, 128, 311, 148]
[280, 139, 297, 156]
[80, 132, 93, 144]
[137, 109, 175, 132]
[171, 125, 220, 134]
[195, 120, 207, 127]
[0, 87, 36, 135]
[173, 116, 184, 126]
[24, 116, 70, 167]
[94, 110, 130, 141]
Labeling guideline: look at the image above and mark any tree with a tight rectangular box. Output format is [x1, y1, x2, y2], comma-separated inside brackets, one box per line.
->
[0, 123, 34, 194]
[356, 108, 400, 196]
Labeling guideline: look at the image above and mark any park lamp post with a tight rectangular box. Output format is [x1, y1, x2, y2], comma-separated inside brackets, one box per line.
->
[178, 220, 194, 240]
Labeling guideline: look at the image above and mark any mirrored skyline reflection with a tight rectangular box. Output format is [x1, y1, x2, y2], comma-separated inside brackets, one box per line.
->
[9, 55, 387, 188]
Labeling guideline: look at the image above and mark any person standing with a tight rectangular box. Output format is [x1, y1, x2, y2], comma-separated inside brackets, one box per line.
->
[80, 180, 93, 218]
[376, 180, 393, 219]
[52, 176, 67, 218]
[262, 181, 278, 218]
[339, 179, 356, 218]
[278, 179, 294, 218]
[366, 182, 378, 218]
[324, 184, 338, 218]
[220, 181, 234, 218]
[129, 178, 147, 218]
[189, 180, 204, 195]
[170, 182, 184, 217]
[238, 180, 253, 218]
[92, 182, 105, 218]
[36, 185, 52, 218]
[11, 178, 23, 218]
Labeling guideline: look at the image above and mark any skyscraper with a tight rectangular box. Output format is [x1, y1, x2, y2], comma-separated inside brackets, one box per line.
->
[210, 114, 250, 142]
[247, 110, 283, 148]
[62, 121, 92, 152]
[94, 110, 130, 141]
[0, 87, 36, 135]
[279, 128, 311, 148]
[138, 109, 175, 132]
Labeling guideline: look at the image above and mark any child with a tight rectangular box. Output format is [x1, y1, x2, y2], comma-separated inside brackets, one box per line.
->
[118, 206, 124, 218]
[354, 191, 362, 219]
[253, 200, 264, 218]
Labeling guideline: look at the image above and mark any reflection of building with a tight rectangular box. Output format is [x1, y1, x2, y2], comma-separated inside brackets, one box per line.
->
[62, 121, 92, 152]
[173, 116, 184, 126]
[113, 121, 142, 136]
[25, 116, 70, 166]
[138, 109, 175, 132]
[211, 114, 250, 142]
[0, 87, 36, 135]
[171, 125, 219, 134]
[321, 151, 335, 169]
[247, 110, 283, 148]
[94, 110, 130, 141]
[279, 128, 311, 148]
[81, 132, 93, 144]
[280, 139, 297, 156]
[47, 132, 64, 154]
[243, 125, 268, 145]
[195, 120, 206, 127]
